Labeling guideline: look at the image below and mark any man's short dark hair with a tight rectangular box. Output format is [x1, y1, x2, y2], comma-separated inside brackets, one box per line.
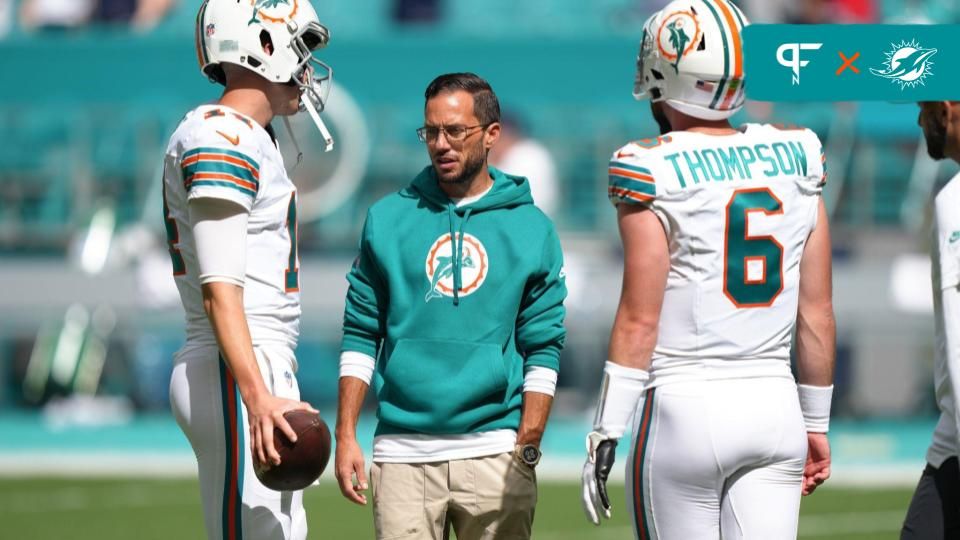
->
[424, 73, 501, 125]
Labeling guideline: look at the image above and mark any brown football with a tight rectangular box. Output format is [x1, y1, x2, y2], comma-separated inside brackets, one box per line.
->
[254, 410, 331, 491]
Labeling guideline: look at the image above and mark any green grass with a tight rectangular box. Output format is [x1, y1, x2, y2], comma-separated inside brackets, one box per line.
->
[0, 478, 913, 539]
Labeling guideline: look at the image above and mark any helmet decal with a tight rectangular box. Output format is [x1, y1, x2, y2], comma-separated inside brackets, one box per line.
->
[657, 11, 701, 74]
[248, 0, 298, 26]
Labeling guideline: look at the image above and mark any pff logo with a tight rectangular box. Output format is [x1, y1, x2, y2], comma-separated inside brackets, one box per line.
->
[776, 43, 823, 85]
[870, 39, 937, 90]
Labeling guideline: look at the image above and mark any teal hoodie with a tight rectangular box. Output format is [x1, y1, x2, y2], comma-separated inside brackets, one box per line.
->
[341, 166, 567, 437]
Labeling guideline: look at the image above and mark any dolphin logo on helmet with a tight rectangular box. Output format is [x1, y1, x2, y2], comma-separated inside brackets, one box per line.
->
[634, 0, 748, 121]
[248, 0, 295, 25]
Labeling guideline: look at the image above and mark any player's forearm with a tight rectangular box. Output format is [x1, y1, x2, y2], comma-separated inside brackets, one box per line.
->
[607, 312, 657, 371]
[336, 376, 368, 441]
[517, 391, 553, 447]
[796, 301, 836, 386]
[202, 282, 269, 403]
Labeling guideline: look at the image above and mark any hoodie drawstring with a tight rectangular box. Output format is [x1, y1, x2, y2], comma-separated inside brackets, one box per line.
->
[446, 205, 473, 306]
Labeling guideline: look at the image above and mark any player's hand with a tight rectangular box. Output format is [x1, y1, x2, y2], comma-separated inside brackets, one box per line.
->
[247, 393, 318, 469]
[802, 432, 831, 495]
[582, 432, 617, 525]
[335, 436, 368, 505]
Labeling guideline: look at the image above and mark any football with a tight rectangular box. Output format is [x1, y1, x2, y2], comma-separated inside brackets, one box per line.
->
[254, 410, 332, 491]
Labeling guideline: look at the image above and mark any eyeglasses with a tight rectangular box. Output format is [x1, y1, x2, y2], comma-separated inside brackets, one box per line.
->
[416, 124, 489, 143]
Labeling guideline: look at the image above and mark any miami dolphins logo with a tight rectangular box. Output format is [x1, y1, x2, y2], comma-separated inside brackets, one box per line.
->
[248, 0, 298, 25]
[870, 39, 937, 90]
[657, 11, 701, 74]
[424, 233, 488, 302]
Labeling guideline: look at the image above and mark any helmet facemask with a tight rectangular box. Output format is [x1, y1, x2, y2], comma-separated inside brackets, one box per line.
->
[281, 19, 334, 151]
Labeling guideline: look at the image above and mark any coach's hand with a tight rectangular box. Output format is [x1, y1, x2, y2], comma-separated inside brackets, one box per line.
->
[582, 431, 617, 525]
[248, 393, 318, 468]
[335, 436, 368, 505]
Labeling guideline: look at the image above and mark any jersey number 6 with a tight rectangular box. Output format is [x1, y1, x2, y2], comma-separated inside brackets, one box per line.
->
[723, 188, 783, 308]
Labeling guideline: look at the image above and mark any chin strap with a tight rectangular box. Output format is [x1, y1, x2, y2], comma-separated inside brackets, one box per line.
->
[301, 93, 334, 152]
[282, 116, 304, 170]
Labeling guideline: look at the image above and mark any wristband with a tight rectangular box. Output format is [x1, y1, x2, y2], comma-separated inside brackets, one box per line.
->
[591, 361, 649, 439]
[798, 384, 833, 433]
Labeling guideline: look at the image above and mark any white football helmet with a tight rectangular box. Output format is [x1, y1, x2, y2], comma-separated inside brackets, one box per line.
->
[633, 0, 748, 120]
[195, 0, 334, 148]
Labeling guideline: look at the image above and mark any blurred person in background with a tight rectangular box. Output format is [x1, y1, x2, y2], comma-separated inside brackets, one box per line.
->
[901, 100, 960, 540]
[335, 72, 567, 540]
[19, 0, 94, 30]
[581, 1, 836, 538]
[92, 0, 177, 31]
[392, 0, 440, 24]
[488, 112, 560, 218]
[161, 0, 335, 538]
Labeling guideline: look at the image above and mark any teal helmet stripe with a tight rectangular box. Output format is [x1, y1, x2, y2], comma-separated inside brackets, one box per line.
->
[727, 0, 746, 29]
[726, 1, 747, 106]
[701, 0, 731, 109]
[197, 1, 210, 66]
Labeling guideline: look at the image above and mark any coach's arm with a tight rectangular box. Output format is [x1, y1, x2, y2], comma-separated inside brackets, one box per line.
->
[336, 211, 387, 505]
[515, 227, 567, 448]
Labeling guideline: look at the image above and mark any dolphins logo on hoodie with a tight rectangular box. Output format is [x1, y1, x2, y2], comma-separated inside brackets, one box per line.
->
[424, 233, 489, 303]
[870, 39, 937, 90]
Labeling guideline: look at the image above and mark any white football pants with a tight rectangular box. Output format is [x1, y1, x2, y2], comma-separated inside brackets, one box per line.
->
[626, 377, 807, 540]
[169, 343, 307, 540]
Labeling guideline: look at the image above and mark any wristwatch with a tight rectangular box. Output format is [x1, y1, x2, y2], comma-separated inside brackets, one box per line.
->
[515, 443, 542, 468]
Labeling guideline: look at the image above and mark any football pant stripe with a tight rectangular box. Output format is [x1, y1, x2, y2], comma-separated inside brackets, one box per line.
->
[219, 356, 244, 540]
[633, 388, 657, 540]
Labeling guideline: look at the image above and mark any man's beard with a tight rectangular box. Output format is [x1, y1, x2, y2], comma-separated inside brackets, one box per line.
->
[436, 144, 486, 184]
[650, 101, 672, 135]
[925, 118, 947, 160]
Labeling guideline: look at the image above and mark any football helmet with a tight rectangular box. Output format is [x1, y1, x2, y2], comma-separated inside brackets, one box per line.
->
[633, 0, 748, 120]
[195, 0, 334, 148]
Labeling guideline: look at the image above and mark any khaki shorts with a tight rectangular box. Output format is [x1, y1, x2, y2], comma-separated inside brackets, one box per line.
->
[371, 452, 537, 540]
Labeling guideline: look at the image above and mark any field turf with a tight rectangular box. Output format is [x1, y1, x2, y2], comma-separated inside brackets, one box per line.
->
[0, 478, 913, 539]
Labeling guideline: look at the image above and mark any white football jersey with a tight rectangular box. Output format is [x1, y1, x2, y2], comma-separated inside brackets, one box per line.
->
[162, 104, 301, 348]
[928, 173, 960, 467]
[608, 123, 826, 385]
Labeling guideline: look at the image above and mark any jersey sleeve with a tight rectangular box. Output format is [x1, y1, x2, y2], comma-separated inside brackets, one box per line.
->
[180, 113, 262, 212]
[796, 127, 826, 191]
[607, 144, 657, 207]
[936, 184, 960, 290]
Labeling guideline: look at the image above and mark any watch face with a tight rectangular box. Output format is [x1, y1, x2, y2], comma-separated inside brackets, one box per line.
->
[521, 445, 540, 464]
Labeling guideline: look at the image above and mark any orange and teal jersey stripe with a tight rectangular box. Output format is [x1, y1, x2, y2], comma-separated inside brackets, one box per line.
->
[609, 161, 656, 204]
[182, 147, 260, 199]
[219, 357, 245, 540]
[633, 389, 657, 540]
